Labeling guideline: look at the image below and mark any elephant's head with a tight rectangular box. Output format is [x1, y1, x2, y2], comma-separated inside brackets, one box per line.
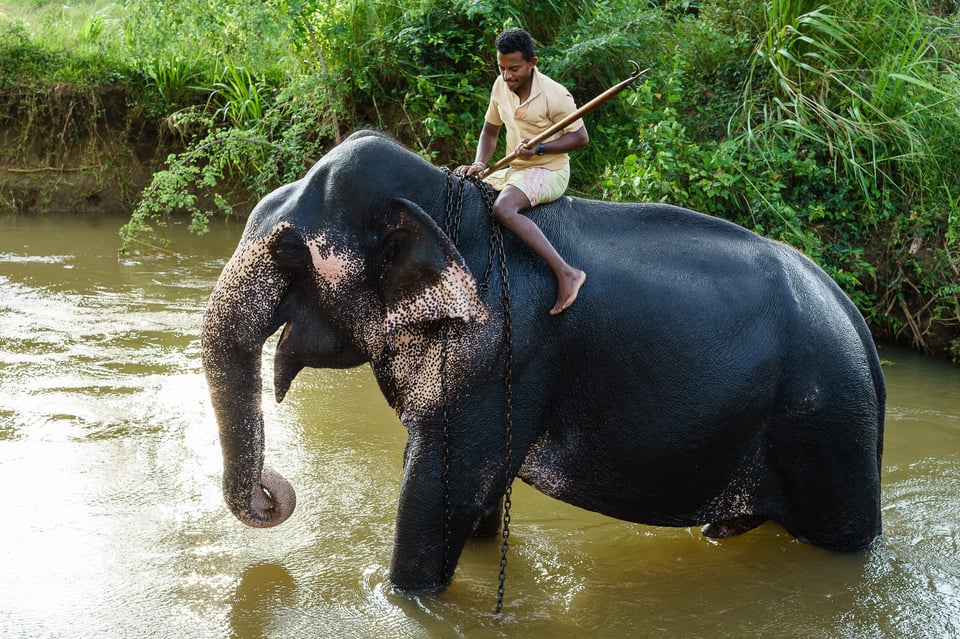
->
[202, 136, 488, 528]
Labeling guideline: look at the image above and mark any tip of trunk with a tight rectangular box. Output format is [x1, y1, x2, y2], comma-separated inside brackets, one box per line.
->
[232, 467, 297, 528]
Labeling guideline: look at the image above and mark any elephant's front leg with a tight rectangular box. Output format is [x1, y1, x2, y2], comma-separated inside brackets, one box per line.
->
[389, 431, 454, 591]
[389, 429, 501, 592]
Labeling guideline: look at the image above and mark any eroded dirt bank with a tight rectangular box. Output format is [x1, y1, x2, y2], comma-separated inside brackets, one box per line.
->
[1, 83, 164, 215]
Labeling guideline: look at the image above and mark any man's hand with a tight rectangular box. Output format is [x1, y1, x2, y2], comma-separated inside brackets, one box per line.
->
[516, 138, 536, 160]
[454, 161, 486, 176]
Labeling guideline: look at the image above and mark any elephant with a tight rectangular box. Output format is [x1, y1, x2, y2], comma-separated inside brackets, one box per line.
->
[202, 130, 885, 593]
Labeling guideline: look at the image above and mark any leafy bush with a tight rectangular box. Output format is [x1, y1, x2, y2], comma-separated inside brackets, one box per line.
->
[600, 0, 959, 359]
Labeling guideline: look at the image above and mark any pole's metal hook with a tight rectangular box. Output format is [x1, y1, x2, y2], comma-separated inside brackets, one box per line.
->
[628, 60, 647, 79]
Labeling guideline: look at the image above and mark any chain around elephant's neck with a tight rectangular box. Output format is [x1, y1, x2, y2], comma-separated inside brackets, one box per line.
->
[440, 169, 515, 613]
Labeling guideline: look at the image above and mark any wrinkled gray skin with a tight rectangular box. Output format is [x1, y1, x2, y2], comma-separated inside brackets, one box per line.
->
[202, 130, 885, 593]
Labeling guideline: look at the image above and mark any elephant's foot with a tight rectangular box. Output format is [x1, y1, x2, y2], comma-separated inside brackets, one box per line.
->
[701, 514, 766, 539]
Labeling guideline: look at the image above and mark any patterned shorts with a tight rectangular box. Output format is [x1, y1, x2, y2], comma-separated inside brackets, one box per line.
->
[483, 163, 570, 207]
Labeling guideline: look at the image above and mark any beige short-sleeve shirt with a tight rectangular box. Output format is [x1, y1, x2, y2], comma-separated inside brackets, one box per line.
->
[484, 69, 585, 171]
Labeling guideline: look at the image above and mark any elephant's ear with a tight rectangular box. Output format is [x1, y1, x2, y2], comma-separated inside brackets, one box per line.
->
[379, 198, 488, 330]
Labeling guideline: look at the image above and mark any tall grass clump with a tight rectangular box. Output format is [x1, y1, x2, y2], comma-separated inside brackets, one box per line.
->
[744, 0, 955, 217]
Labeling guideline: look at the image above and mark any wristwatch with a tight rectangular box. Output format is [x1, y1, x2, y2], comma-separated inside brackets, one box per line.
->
[537, 143, 546, 156]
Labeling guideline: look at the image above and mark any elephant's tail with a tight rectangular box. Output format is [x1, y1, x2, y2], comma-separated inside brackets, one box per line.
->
[867, 335, 886, 477]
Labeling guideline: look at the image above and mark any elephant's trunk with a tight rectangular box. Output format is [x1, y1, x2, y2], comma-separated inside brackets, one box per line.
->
[202, 237, 297, 528]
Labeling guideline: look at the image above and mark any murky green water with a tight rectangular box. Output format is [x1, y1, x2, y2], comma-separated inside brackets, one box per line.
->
[0, 215, 958, 638]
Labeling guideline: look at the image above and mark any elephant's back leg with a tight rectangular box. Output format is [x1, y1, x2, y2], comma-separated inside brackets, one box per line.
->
[769, 411, 882, 550]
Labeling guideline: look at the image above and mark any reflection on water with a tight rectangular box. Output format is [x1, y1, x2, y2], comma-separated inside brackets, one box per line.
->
[0, 215, 958, 638]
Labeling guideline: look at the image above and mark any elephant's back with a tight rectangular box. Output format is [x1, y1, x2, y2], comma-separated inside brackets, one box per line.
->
[543, 197, 755, 238]
[537, 198, 791, 306]
[531, 196, 879, 393]
[535, 198, 774, 275]
[540, 198, 840, 316]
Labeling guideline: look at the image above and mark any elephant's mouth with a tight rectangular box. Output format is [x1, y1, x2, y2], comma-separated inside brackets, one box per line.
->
[272, 315, 368, 402]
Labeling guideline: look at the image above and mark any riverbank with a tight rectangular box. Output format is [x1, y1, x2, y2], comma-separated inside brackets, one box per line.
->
[0, 83, 162, 216]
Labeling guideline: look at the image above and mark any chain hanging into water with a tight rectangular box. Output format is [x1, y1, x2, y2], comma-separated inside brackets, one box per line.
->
[439, 322, 453, 582]
[437, 169, 464, 583]
[440, 169, 515, 613]
[489, 196, 514, 615]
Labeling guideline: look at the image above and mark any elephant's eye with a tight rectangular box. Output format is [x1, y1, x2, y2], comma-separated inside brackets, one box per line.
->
[271, 229, 310, 270]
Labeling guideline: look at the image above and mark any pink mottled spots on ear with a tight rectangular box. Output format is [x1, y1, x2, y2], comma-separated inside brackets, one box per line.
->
[306, 234, 360, 291]
[384, 262, 488, 331]
[380, 262, 488, 415]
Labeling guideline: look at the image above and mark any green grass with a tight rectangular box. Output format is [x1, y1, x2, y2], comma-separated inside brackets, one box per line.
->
[0, 0, 114, 38]
[0, 1, 125, 84]
[0, 0, 292, 92]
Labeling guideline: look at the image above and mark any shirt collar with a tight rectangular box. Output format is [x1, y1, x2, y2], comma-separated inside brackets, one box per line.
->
[522, 68, 542, 105]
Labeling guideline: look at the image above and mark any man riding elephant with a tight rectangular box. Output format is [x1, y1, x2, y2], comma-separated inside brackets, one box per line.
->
[456, 28, 588, 315]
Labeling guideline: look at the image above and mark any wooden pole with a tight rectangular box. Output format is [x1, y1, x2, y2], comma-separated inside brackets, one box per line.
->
[480, 61, 650, 179]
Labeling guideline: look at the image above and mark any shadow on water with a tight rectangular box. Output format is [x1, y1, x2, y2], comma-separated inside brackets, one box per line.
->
[0, 215, 958, 638]
[229, 564, 298, 639]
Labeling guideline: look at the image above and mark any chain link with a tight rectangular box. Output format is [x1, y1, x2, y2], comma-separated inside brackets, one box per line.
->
[438, 169, 459, 586]
[439, 321, 452, 582]
[439, 169, 514, 613]
[492, 211, 514, 614]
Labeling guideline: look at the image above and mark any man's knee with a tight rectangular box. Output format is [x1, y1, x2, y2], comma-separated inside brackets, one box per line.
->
[493, 199, 520, 223]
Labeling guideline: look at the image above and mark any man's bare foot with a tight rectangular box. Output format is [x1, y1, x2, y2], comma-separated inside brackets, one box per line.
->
[550, 269, 586, 315]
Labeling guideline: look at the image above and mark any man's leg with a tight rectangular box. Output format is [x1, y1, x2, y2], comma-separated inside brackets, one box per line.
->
[492, 186, 586, 315]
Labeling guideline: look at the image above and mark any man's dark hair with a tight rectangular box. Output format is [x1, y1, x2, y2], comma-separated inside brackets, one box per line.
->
[495, 28, 535, 61]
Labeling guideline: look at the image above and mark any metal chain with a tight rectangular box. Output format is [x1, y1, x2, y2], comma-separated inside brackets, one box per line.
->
[439, 170, 514, 613]
[490, 203, 514, 614]
[438, 170, 457, 585]
[439, 321, 452, 582]
[442, 169, 465, 245]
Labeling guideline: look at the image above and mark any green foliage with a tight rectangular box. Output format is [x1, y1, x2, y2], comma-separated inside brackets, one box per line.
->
[0, 3, 128, 85]
[143, 52, 206, 109]
[0, 23, 61, 87]
[532, 2, 669, 187]
[77, 8, 109, 42]
[119, 71, 334, 251]
[600, 0, 959, 358]
[119, 0, 290, 74]
[743, 0, 947, 206]
[386, 0, 498, 155]
[3, 0, 959, 359]
[300, 0, 503, 158]
[203, 62, 274, 129]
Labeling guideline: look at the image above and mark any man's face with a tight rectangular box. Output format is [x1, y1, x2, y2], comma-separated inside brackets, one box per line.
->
[497, 50, 537, 95]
